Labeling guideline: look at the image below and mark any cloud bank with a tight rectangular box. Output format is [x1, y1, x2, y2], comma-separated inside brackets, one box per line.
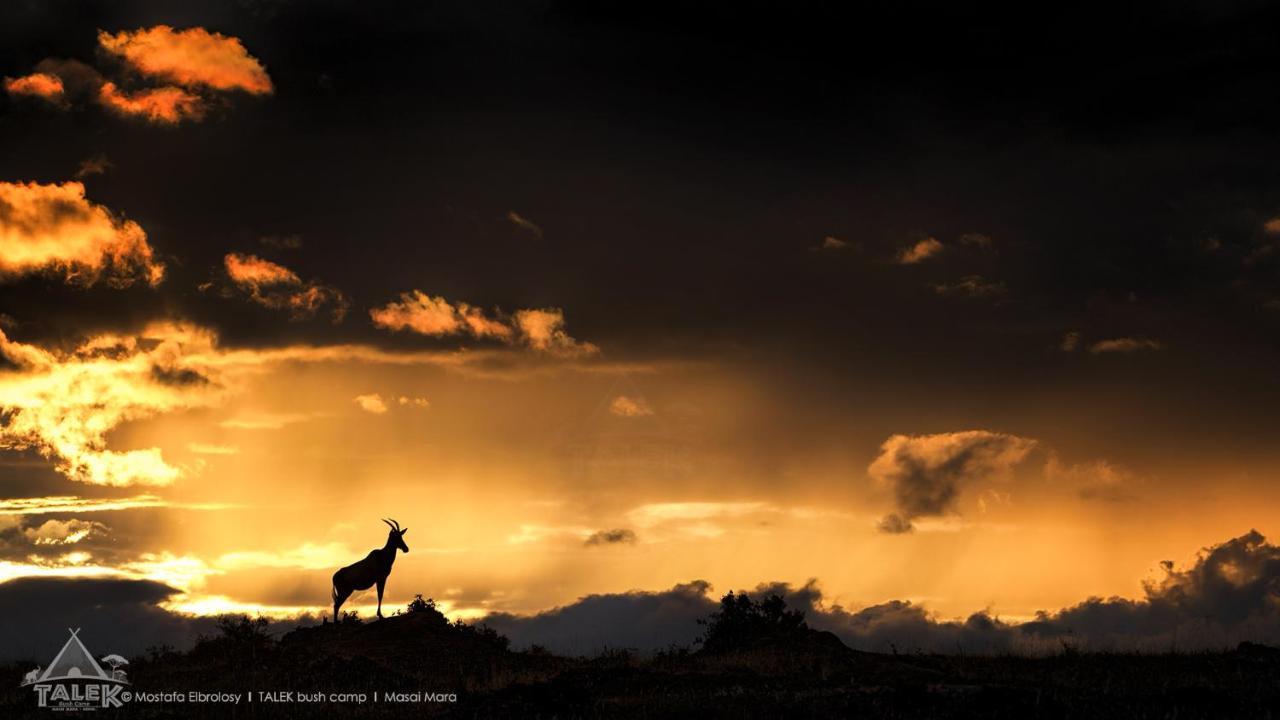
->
[485, 530, 1280, 656]
[0, 181, 164, 286]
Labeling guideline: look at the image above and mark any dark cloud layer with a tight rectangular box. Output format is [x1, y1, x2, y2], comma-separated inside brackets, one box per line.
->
[0, 530, 1275, 660]
[483, 580, 715, 656]
[487, 531, 1280, 656]
[0, 578, 212, 661]
[0, 577, 316, 662]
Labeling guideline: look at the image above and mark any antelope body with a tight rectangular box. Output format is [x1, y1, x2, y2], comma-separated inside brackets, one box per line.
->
[332, 518, 409, 621]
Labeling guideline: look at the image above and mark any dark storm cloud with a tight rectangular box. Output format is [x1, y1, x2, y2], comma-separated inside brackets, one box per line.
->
[482, 580, 716, 655]
[583, 528, 636, 546]
[0, 578, 213, 660]
[1022, 530, 1280, 649]
[0, 577, 313, 661]
[483, 531, 1280, 656]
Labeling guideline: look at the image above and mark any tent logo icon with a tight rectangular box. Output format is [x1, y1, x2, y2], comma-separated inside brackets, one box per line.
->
[23, 628, 129, 710]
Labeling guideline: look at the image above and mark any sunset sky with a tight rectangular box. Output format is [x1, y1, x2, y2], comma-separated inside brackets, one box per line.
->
[3, 1, 1280, 656]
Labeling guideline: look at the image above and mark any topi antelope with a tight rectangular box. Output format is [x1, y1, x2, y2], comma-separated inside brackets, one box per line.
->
[332, 518, 409, 621]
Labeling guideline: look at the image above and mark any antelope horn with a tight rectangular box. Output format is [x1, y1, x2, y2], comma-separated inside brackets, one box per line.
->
[390, 518, 401, 531]
[382, 518, 396, 531]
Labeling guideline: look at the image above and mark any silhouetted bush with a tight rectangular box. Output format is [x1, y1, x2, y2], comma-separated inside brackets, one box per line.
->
[698, 591, 807, 653]
[407, 594, 436, 614]
[453, 620, 510, 651]
[192, 615, 274, 664]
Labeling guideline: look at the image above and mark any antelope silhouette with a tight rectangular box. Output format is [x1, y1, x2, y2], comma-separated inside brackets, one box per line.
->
[332, 518, 409, 621]
[22, 666, 40, 685]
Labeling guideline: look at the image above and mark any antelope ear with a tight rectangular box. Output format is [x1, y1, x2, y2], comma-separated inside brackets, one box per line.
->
[400, 528, 408, 535]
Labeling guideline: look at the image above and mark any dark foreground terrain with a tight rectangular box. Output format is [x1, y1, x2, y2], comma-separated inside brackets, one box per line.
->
[3, 601, 1278, 719]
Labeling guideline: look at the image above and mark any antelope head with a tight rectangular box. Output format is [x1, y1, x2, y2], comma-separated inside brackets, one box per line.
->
[383, 518, 409, 553]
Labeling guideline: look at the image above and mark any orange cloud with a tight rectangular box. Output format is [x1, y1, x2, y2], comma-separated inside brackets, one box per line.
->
[609, 395, 653, 417]
[353, 393, 389, 414]
[0, 181, 165, 286]
[896, 237, 944, 264]
[98, 81, 204, 123]
[4, 72, 65, 102]
[459, 303, 515, 340]
[0, 495, 233, 515]
[224, 253, 299, 286]
[371, 291, 596, 355]
[1088, 337, 1162, 354]
[370, 291, 464, 335]
[0, 322, 224, 486]
[0, 315, 648, 487]
[514, 308, 599, 357]
[222, 253, 346, 321]
[97, 26, 273, 95]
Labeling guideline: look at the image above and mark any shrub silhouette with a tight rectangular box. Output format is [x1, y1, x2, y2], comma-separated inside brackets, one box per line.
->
[407, 594, 434, 613]
[403, 592, 510, 649]
[698, 591, 807, 654]
[191, 615, 274, 665]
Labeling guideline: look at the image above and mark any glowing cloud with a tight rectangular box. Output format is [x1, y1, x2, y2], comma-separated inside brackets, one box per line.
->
[371, 291, 595, 355]
[514, 309, 599, 357]
[224, 253, 299, 286]
[4, 73, 65, 102]
[0, 181, 165, 286]
[23, 518, 107, 545]
[0, 322, 223, 486]
[353, 393, 389, 414]
[187, 443, 239, 455]
[98, 81, 203, 123]
[222, 253, 346, 321]
[626, 501, 775, 528]
[0, 318, 644, 486]
[896, 237, 944, 264]
[869, 431, 1037, 533]
[97, 26, 273, 95]
[370, 291, 468, 336]
[1089, 337, 1163, 354]
[609, 395, 653, 417]
[0, 495, 232, 515]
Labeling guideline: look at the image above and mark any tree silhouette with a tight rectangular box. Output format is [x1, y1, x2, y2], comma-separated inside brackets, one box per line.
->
[698, 591, 807, 653]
